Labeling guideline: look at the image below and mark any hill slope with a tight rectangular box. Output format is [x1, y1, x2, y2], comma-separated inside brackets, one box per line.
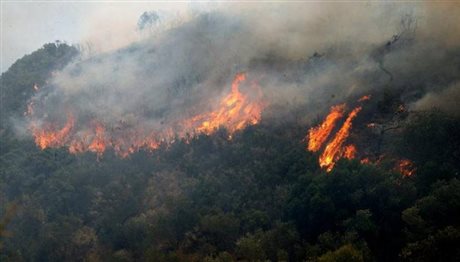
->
[1, 40, 460, 261]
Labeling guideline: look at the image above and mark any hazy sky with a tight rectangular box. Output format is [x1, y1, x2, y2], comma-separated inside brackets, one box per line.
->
[1, 1, 196, 72]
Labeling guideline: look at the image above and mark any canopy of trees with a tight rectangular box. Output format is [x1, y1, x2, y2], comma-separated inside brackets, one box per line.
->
[1, 43, 459, 261]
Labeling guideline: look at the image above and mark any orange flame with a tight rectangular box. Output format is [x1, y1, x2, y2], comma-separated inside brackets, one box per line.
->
[182, 73, 263, 136]
[306, 95, 371, 172]
[319, 106, 362, 172]
[31, 113, 75, 150]
[87, 122, 106, 156]
[29, 73, 265, 158]
[307, 104, 346, 152]
[343, 144, 357, 159]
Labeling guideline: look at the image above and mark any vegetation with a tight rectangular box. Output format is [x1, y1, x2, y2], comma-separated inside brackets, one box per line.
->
[0, 42, 78, 124]
[1, 43, 459, 261]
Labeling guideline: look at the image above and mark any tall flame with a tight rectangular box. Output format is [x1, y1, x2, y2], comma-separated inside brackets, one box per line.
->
[319, 106, 362, 172]
[87, 122, 107, 156]
[28, 73, 265, 157]
[182, 73, 263, 136]
[307, 104, 346, 152]
[306, 94, 370, 172]
[305, 94, 414, 175]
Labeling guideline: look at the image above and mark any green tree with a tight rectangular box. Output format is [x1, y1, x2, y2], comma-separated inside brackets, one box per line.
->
[318, 244, 364, 262]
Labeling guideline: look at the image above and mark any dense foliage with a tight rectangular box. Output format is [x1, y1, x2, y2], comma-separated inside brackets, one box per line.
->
[0, 42, 78, 125]
[1, 44, 459, 261]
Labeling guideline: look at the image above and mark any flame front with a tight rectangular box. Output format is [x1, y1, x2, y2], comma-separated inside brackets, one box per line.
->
[31, 113, 75, 150]
[307, 104, 346, 152]
[27, 73, 265, 157]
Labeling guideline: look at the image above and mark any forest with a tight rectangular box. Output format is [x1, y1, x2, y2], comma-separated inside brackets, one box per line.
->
[2, 4, 460, 261]
[0, 41, 459, 261]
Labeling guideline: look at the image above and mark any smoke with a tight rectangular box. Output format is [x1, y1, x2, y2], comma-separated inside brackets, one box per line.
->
[412, 82, 460, 117]
[77, 3, 193, 55]
[19, 2, 460, 154]
[37, 13, 257, 125]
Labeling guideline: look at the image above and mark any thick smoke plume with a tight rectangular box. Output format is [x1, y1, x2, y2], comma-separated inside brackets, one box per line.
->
[22, 3, 460, 156]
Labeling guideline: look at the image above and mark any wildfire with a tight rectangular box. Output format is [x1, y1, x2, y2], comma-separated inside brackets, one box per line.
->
[319, 106, 362, 172]
[28, 73, 265, 157]
[182, 73, 263, 136]
[31, 113, 75, 150]
[306, 95, 370, 172]
[305, 95, 416, 175]
[87, 122, 107, 155]
[307, 104, 346, 152]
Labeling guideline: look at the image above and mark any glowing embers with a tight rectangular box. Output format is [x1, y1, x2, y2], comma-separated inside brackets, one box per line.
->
[27, 73, 265, 158]
[396, 159, 416, 177]
[358, 95, 371, 102]
[343, 144, 357, 159]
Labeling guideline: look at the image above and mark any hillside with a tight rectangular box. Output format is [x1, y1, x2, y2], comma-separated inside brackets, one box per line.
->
[0, 41, 459, 261]
[2, 5, 460, 261]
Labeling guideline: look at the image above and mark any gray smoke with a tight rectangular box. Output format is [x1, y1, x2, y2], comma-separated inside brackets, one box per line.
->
[23, 2, 460, 141]
[412, 82, 460, 116]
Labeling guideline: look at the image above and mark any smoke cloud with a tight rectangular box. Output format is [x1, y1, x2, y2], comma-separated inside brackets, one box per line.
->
[20, 2, 460, 155]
